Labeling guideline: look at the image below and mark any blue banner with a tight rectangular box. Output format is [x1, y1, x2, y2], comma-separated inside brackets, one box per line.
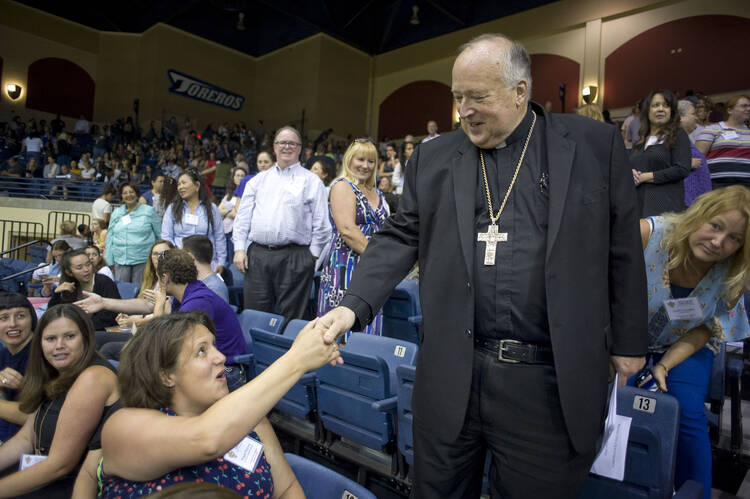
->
[167, 69, 245, 111]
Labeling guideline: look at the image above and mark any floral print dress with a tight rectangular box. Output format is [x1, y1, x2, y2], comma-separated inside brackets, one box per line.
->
[317, 178, 390, 340]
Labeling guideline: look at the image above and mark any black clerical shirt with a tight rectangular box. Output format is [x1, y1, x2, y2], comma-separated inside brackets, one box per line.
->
[473, 106, 550, 343]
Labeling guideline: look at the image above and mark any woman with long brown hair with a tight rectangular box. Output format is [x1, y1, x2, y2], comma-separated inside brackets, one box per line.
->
[629, 89, 692, 217]
[0, 304, 119, 497]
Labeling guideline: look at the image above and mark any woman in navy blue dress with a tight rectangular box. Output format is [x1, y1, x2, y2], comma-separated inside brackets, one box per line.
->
[93, 311, 340, 498]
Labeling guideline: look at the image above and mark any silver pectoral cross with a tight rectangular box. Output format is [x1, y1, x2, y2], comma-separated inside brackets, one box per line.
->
[477, 224, 508, 265]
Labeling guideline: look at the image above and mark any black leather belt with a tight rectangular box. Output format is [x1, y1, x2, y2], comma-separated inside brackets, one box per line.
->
[474, 337, 554, 365]
[254, 243, 293, 250]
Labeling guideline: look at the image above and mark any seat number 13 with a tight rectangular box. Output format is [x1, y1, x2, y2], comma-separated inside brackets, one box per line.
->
[633, 394, 656, 414]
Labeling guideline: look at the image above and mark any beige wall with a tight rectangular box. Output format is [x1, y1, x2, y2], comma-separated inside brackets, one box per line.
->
[1, 0, 749, 139]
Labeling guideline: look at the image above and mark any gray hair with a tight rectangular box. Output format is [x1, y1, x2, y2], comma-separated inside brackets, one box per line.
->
[273, 125, 302, 145]
[677, 99, 695, 118]
[458, 33, 532, 100]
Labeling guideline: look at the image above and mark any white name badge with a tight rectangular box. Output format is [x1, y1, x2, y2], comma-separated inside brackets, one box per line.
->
[285, 182, 303, 197]
[723, 130, 739, 140]
[664, 297, 703, 321]
[121, 215, 132, 226]
[19, 454, 47, 470]
[223, 436, 264, 472]
[185, 214, 199, 226]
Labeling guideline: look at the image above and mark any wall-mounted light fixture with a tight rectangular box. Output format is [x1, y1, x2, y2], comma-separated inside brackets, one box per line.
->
[582, 85, 597, 104]
[5, 83, 23, 100]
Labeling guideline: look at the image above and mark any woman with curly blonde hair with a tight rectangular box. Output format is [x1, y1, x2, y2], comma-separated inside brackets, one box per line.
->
[635, 185, 750, 498]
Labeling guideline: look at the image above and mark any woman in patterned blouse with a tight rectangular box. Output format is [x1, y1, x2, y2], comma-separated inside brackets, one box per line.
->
[636, 186, 750, 498]
[87, 311, 340, 498]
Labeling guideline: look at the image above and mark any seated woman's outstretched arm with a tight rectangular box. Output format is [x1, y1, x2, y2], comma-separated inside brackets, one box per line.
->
[102, 319, 340, 482]
[0, 366, 118, 497]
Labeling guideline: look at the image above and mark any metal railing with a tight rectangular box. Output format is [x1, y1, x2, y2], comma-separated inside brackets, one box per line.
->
[0, 177, 108, 202]
[47, 211, 91, 241]
[0, 239, 51, 293]
[0, 220, 46, 262]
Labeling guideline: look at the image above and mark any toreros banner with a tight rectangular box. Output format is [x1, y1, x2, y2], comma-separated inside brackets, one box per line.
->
[167, 69, 245, 111]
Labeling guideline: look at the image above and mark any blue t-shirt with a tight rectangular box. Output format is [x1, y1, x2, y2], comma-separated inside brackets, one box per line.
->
[201, 273, 229, 303]
[173, 281, 247, 359]
[0, 341, 31, 442]
[234, 174, 255, 197]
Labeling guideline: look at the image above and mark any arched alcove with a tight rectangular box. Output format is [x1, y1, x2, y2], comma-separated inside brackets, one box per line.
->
[529, 54, 580, 112]
[604, 15, 750, 109]
[26, 57, 95, 119]
[378, 80, 453, 141]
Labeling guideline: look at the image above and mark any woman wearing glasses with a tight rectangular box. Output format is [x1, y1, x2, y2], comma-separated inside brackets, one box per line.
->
[317, 139, 389, 340]
[695, 94, 750, 189]
[161, 169, 227, 275]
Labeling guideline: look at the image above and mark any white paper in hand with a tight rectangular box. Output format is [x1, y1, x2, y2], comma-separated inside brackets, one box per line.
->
[590, 374, 632, 481]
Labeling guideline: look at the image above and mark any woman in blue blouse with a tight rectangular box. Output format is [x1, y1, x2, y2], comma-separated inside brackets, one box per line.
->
[636, 186, 750, 498]
[105, 182, 161, 284]
[92, 311, 340, 498]
[161, 170, 226, 274]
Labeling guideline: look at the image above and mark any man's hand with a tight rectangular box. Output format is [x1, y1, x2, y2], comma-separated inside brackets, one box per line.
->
[0, 367, 24, 390]
[315, 307, 356, 344]
[610, 355, 645, 387]
[74, 291, 104, 314]
[153, 285, 168, 317]
[233, 250, 248, 273]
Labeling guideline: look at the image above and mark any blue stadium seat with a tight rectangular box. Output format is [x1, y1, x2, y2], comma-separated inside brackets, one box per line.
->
[579, 386, 703, 499]
[234, 309, 284, 375]
[0, 258, 37, 292]
[227, 263, 244, 310]
[382, 278, 421, 344]
[252, 321, 318, 420]
[395, 364, 415, 470]
[283, 318, 307, 338]
[284, 453, 376, 499]
[316, 334, 418, 476]
[114, 281, 139, 299]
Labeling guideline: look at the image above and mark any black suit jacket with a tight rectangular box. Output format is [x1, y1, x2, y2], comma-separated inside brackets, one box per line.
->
[342, 103, 647, 454]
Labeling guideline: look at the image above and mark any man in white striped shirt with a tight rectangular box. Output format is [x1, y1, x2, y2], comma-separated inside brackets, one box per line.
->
[232, 126, 331, 320]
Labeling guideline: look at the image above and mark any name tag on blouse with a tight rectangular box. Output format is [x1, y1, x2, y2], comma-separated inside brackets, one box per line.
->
[223, 436, 264, 472]
[723, 131, 739, 140]
[185, 214, 199, 226]
[121, 215, 132, 226]
[663, 297, 703, 321]
[19, 454, 47, 470]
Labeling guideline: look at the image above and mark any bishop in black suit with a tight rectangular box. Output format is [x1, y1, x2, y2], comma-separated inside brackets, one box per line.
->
[316, 34, 647, 498]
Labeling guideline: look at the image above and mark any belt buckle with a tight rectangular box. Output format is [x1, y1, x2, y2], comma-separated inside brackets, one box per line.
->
[498, 339, 522, 363]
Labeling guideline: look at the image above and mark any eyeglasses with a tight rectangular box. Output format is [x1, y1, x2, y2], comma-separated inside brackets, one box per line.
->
[274, 141, 301, 148]
[158, 250, 169, 261]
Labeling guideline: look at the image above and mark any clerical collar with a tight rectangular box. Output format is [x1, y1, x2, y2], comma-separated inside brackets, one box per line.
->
[493, 105, 535, 150]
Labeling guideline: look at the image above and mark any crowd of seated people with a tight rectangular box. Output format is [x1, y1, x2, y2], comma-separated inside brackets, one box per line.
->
[0, 87, 749, 497]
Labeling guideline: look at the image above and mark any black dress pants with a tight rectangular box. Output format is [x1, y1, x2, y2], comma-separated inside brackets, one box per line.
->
[243, 244, 315, 321]
[412, 346, 596, 499]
